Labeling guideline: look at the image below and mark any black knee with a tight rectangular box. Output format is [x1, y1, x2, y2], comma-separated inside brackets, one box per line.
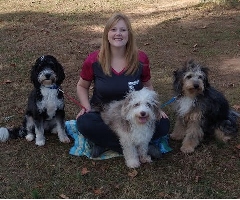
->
[152, 118, 170, 140]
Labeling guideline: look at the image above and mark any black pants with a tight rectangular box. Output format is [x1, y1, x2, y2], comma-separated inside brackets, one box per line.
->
[77, 111, 170, 154]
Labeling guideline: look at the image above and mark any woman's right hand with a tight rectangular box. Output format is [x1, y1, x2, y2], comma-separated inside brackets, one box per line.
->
[76, 107, 90, 119]
[76, 78, 92, 119]
[76, 109, 85, 119]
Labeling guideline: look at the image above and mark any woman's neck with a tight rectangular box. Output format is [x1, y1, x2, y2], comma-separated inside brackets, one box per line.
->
[110, 46, 127, 73]
[110, 46, 126, 58]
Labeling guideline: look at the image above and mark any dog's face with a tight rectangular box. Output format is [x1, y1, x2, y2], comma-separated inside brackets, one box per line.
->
[31, 55, 65, 88]
[173, 60, 210, 98]
[121, 88, 160, 124]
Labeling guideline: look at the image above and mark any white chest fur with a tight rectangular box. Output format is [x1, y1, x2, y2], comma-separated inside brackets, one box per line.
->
[37, 87, 64, 119]
[175, 97, 195, 117]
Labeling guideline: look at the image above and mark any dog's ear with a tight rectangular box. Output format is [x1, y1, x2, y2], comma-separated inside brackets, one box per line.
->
[173, 69, 183, 94]
[152, 93, 161, 117]
[201, 66, 209, 76]
[173, 70, 178, 78]
[55, 61, 65, 86]
[30, 62, 41, 88]
[185, 59, 195, 69]
[201, 66, 210, 88]
[121, 92, 133, 116]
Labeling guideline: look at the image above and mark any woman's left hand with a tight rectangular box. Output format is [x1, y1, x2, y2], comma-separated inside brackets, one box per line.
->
[159, 110, 168, 119]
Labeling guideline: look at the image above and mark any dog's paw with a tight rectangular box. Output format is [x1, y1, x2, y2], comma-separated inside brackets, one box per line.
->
[180, 145, 195, 154]
[26, 133, 34, 141]
[35, 140, 45, 146]
[170, 133, 184, 140]
[59, 135, 71, 143]
[215, 131, 232, 143]
[221, 136, 231, 143]
[140, 155, 152, 163]
[126, 159, 140, 168]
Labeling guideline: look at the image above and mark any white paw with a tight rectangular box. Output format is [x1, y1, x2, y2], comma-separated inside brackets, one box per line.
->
[126, 159, 140, 168]
[59, 135, 70, 143]
[0, 128, 9, 142]
[26, 134, 34, 141]
[35, 139, 45, 146]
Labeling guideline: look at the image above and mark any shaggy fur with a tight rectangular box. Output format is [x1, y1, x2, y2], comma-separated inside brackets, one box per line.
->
[0, 55, 70, 146]
[170, 60, 238, 153]
[101, 87, 160, 168]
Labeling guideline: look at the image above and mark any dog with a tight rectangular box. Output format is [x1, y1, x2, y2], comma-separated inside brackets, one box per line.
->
[170, 60, 239, 153]
[0, 55, 70, 146]
[100, 87, 160, 168]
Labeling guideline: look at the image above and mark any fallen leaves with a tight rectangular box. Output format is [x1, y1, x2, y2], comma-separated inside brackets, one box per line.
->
[81, 167, 90, 175]
[93, 187, 103, 195]
[128, 169, 138, 178]
[236, 144, 240, 150]
[233, 104, 240, 111]
[4, 80, 12, 84]
[158, 191, 171, 198]
[195, 175, 201, 183]
[59, 194, 69, 199]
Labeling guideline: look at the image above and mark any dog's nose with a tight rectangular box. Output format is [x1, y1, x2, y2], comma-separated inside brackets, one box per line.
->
[194, 83, 199, 89]
[140, 111, 146, 117]
[45, 73, 51, 79]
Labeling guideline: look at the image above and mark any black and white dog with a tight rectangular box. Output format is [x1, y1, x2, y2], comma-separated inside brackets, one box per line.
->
[0, 55, 70, 146]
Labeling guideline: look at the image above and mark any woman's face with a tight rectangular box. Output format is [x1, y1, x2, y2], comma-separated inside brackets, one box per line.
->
[108, 19, 129, 48]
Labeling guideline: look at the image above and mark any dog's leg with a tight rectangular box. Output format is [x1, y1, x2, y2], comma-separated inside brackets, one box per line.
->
[181, 121, 204, 153]
[55, 118, 70, 143]
[26, 133, 35, 142]
[138, 142, 152, 164]
[35, 128, 45, 146]
[170, 117, 186, 140]
[120, 138, 140, 168]
[33, 120, 45, 146]
[25, 116, 35, 142]
[214, 128, 231, 143]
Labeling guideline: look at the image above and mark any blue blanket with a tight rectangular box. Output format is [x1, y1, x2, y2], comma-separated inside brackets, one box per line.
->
[65, 120, 172, 160]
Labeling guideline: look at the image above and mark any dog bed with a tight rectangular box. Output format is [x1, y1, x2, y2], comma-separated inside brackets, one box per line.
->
[65, 120, 172, 160]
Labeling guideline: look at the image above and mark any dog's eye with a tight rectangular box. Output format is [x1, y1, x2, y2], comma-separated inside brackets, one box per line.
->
[186, 75, 192, 79]
[198, 75, 203, 79]
[134, 103, 140, 107]
[146, 103, 151, 108]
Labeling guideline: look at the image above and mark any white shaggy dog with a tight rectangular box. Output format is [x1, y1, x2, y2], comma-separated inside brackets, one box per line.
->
[101, 87, 160, 168]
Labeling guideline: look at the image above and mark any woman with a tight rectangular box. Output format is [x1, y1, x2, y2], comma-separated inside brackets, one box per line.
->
[76, 12, 170, 158]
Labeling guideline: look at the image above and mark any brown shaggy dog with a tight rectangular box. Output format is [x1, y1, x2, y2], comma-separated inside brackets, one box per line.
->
[170, 60, 238, 153]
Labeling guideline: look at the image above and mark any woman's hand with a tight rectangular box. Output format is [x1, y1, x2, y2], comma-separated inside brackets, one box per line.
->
[76, 78, 92, 119]
[159, 110, 168, 119]
[76, 107, 91, 119]
[76, 108, 86, 119]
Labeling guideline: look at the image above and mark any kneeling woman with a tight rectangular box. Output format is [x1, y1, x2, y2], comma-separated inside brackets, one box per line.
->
[76, 12, 170, 158]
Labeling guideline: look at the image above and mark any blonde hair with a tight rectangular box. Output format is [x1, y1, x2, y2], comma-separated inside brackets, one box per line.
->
[98, 12, 139, 76]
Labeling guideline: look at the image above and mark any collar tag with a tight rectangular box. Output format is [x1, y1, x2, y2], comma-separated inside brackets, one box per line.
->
[44, 84, 59, 89]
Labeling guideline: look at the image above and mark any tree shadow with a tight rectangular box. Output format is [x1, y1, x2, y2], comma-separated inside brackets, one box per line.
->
[0, 5, 239, 119]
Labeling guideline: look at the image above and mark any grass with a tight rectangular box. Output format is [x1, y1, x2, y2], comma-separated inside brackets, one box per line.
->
[0, 0, 240, 198]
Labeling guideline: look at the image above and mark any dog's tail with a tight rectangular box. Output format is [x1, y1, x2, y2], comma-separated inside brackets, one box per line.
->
[0, 127, 27, 142]
[220, 109, 239, 135]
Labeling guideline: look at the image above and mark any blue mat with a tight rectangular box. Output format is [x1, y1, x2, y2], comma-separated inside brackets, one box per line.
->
[65, 120, 172, 160]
